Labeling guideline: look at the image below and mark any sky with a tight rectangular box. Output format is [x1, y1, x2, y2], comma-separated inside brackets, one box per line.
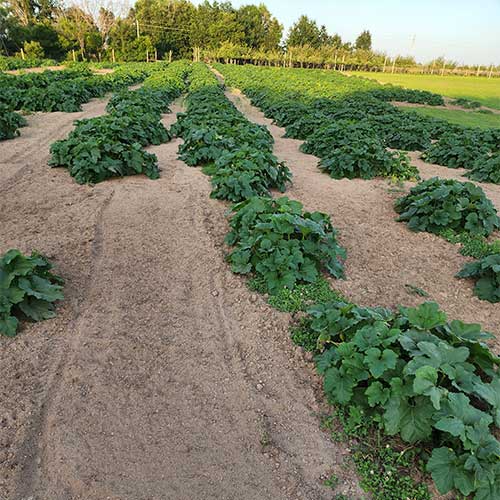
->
[195, 0, 500, 65]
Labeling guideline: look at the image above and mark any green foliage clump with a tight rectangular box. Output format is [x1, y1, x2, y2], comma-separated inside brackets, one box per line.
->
[308, 300, 500, 499]
[439, 229, 500, 259]
[249, 276, 343, 313]
[422, 130, 491, 168]
[0, 103, 26, 140]
[457, 254, 500, 303]
[49, 109, 168, 184]
[0, 249, 64, 337]
[466, 153, 500, 184]
[225, 197, 346, 294]
[49, 62, 189, 184]
[452, 98, 482, 109]
[174, 62, 291, 202]
[368, 86, 444, 106]
[204, 148, 291, 202]
[395, 177, 500, 237]
[302, 121, 419, 180]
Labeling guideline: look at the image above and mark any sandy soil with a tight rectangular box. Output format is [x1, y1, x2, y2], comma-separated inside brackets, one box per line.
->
[0, 100, 360, 499]
[224, 88, 500, 346]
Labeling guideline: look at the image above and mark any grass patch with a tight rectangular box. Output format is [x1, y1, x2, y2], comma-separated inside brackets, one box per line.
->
[402, 106, 500, 129]
[321, 408, 431, 500]
[248, 276, 344, 313]
[349, 72, 500, 110]
[439, 228, 500, 258]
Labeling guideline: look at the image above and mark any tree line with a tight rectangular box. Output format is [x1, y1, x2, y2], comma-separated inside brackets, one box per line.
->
[0, 0, 497, 73]
[0, 0, 373, 61]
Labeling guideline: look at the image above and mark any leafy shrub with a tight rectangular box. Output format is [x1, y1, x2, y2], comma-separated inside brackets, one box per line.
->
[174, 63, 291, 202]
[395, 177, 500, 237]
[466, 153, 500, 184]
[302, 121, 418, 180]
[0, 103, 26, 140]
[308, 300, 500, 499]
[373, 113, 433, 151]
[50, 135, 159, 184]
[367, 86, 444, 106]
[451, 98, 482, 109]
[225, 196, 346, 293]
[319, 140, 418, 180]
[422, 130, 491, 169]
[0, 55, 57, 71]
[204, 147, 291, 202]
[0, 249, 64, 337]
[456, 254, 500, 303]
[49, 64, 187, 184]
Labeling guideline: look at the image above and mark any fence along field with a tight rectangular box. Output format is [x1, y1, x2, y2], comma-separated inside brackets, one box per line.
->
[1, 60, 500, 499]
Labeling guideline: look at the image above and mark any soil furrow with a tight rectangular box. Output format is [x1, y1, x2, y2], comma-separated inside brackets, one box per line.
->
[223, 87, 500, 345]
[1, 101, 358, 499]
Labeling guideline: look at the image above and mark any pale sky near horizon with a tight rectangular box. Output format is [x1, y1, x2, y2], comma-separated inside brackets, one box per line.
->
[193, 0, 500, 65]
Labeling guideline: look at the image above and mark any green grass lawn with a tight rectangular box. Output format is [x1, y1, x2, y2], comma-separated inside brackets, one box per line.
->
[350, 72, 500, 110]
[402, 107, 500, 129]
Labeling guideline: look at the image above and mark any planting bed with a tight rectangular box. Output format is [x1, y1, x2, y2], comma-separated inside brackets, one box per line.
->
[2, 62, 500, 500]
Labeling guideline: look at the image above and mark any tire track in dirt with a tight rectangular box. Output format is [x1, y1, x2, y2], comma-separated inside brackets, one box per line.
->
[2, 103, 359, 499]
[223, 87, 500, 345]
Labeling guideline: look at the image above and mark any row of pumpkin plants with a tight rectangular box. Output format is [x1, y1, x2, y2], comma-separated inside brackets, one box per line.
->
[0, 63, 168, 141]
[2, 62, 500, 498]
[215, 63, 500, 304]
[1, 60, 191, 337]
[172, 63, 500, 499]
[215, 64, 500, 184]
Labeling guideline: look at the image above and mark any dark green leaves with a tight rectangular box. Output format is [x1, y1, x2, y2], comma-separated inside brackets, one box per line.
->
[225, 197, 346, 294]
[422, 130, 494, 169]
[173, 63, 291, 202]
[308, 299, 500, 498]
[0, 249, 64, 337]
[466, 153, 500, 184]
[395, 177, 500, 237]
[457, 253, 500, 303]
[49, 62, 190, 184]
[0, 103, 27, 141]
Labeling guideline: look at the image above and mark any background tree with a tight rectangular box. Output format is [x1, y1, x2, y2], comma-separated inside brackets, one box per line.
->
[56, 5, 97, 58]
[236, 4, 281, 50]
[134, 0, 195, 57]
[355, 29, 371, 50]
[286, 15, 322, 48]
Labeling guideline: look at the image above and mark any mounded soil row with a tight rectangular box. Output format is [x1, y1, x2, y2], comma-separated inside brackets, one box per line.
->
[223, 87, 500, 345]
[0, 97, 361, 499]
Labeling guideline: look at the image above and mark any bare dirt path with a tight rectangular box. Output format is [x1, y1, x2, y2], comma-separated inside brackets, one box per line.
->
[223, 88, 500, 345]
[0, 96, 110, 186]
[1, 103, 357, 499]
